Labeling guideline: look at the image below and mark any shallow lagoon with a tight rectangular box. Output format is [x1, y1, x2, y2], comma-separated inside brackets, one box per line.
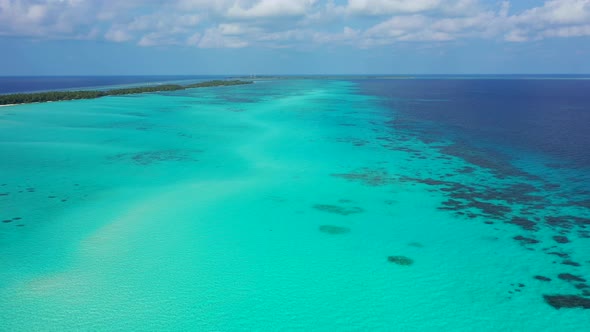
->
[0, 79, 588, 330]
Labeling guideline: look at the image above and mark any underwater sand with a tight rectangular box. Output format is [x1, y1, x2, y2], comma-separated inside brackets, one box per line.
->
[0, 79, 589, 330]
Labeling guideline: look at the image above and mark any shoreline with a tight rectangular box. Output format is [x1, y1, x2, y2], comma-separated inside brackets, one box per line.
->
[0, 80, 253, 107]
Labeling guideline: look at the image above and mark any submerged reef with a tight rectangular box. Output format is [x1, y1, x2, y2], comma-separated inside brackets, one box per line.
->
[313, 204, 364, 216]
[513, 235, 540, 245]
[534, 276, 552, 282]
[553, 235, 570, 243]
[543, 295, 590, 309]
[387, 256, 414, 266]
[108, 149, 200, 165]
[319, 225, 351, 235]
[331, 83, 590, 313]
[558, 274, 587, 283]
[331, 142, 589, 309]
[332, 168, 394, 186]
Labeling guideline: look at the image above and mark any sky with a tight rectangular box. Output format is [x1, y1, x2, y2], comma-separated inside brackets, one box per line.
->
[1, 0, 590, 75]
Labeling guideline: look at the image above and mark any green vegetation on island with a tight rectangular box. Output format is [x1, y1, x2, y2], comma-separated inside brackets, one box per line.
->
[0, 80, 253, 106]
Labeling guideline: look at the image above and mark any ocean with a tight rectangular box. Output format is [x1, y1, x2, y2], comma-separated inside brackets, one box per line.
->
[0, 77, 588, 330]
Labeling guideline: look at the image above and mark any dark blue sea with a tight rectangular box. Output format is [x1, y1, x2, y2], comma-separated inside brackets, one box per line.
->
[359, 78, 590, 168]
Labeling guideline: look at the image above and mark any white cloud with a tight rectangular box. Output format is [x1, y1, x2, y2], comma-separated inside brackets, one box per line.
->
[342, 0, 482, 16]
[515, 0, 590, 25]
[503, 0, 590, 42]
[133, 14, 201, 32]
[499, 1, 510, 18]
[346, 0, 441, 15]
[186, 32, 201, 45]
[543, 24, 590, 37]
[362, 9, 497, 43]
[227, 0, 317, 19]
[217, 23, 261, 36]
[313, 27, 359, 44]
[198, 27, 249, 48]
[0, 0, 130, 38]
[137, 33, 173, 47]
[104, 27, 133, 42]
[366, 15, 428, 37]
[0, 0, 590, 48]
[504, 29, 528, 42]
[255, 29, 308, 42]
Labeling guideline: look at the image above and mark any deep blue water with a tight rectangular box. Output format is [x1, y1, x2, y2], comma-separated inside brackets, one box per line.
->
[359, 79, 590, 168]
[0, 76, 225, 94]
[357, 79, 590, 315]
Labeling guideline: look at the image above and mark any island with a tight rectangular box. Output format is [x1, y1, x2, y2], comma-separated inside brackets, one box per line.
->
[0, 80, 253, 106]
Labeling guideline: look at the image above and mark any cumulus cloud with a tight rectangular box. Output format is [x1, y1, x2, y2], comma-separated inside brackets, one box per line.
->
[226, 0, 317, 19]
[0, 0, 93, 37]
[346, 0, 442, 15]
[503, 0, 590, 41]
[504, 29, 529, 42]
[313, 27, 359, 44]
[198, 27, 249, 48]
[104, 26, 133, 43]
[336, 0, 482, 16]
[543, 24, 590, 37]
[0, 0, 589, 48]
[515, 0, 590, 25]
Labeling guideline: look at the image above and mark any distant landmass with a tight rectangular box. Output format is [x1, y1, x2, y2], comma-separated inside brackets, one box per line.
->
[0, 80, 253, 106]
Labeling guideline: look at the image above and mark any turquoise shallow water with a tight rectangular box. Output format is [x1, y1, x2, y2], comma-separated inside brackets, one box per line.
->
[0, 80, 589, 330]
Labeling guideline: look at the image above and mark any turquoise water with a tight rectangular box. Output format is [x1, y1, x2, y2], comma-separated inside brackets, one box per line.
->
[0, 80, 588, 330]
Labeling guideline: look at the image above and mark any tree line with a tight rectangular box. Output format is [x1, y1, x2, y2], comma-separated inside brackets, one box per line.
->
[0, 80, 253, 106]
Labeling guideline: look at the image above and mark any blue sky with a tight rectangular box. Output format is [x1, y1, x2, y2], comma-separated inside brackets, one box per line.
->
[1, 0, 590, 75]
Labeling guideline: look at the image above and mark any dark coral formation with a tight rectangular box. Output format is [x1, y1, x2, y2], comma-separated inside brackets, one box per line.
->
[319, 225, 351, 235]
[572, 199, 590, 209]
[547, 251, 569, 259]
[507, 217, 538, 231]
[508, 283, 526, 293]
[109, 149, 200, 165]
[543, 295, 590, 309]
[546, 216, 590, 230]
[332, 168, 393, 186]
[313, 204, 364, 216]
[562, 260, 581, 267]
[513, 235, 540, 245]
[439, 142, 541, 181]
[329, 102, 590, 308]
[387, 256, 414, 266]
[558, 274, 587, 283]
[458, 166, 476, 174]
[399, 177, 524, 219]
[553, 235, 570, 244]
[336, 137, 369, 147]
[359, 85, 590, 310]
